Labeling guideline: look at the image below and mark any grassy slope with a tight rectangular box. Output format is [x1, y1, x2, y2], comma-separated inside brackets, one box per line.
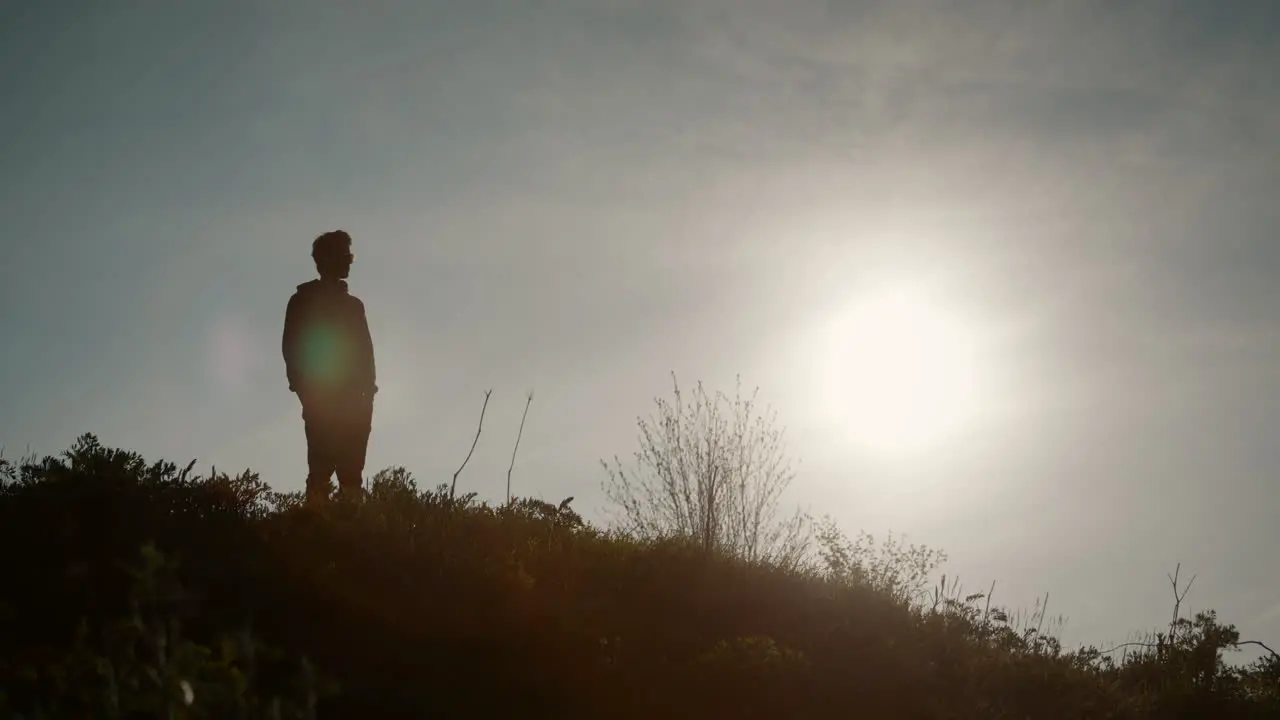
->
[1, 434, 1277, 719]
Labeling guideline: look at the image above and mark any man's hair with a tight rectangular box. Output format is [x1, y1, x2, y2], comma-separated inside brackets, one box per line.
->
[312, 230, 352, 261]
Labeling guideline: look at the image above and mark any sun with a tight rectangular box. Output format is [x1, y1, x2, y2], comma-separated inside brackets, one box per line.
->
[815, 284, 988, 457]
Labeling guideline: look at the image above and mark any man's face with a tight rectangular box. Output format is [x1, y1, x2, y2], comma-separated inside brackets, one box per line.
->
[320, 248, 354, 279]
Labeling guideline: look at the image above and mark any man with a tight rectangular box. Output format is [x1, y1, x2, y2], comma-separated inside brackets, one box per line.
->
[282, 230, 377, 505]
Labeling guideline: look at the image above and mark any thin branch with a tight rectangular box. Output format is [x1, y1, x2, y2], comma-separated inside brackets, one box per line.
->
[1098, 640, 1165, 656]
[1166, 563, 1197, 643]
[451, 389, 492, 500]
[1236, 639, 1280, 661]
[507, 391, 534, 505]
[982, 580, 996, 626]
[1097, 639, 1280, 661]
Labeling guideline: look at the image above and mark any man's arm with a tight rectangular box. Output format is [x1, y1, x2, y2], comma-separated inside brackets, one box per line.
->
[355, 298, 377, 396]
[282, 293, 302, 393]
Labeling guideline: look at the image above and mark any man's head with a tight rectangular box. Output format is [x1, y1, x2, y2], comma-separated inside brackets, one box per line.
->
[312, 230, 354, 280]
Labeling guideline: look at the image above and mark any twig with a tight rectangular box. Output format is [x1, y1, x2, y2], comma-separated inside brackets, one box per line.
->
[982, 580, 996, 626]
[507, 392, 534, 505]
[451, 389, 492, 500]
[1236, 640, 1280, 661]
[1167, 563, 1197, 643]
[1097, 640, 1166, 656]
[1098, 639, 1280, 661]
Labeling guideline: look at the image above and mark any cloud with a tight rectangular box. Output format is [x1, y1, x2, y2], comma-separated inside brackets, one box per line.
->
[673, 0, 1277, 169]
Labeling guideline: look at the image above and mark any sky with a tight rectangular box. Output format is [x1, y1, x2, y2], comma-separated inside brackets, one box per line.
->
[2, 0, 1278, 657]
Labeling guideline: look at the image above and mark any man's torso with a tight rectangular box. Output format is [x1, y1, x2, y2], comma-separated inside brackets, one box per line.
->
[287, 279, 371, 396]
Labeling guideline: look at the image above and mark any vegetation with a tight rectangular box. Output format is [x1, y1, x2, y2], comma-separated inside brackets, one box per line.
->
[602, 373, 811, 568]
[1, 427, 1277, 718]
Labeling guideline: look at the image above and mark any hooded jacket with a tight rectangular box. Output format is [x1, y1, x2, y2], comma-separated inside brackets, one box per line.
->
[282, 279, 376, 397]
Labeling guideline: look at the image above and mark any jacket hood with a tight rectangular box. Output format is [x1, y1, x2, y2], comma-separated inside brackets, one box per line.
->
[295, 278, 349, 294]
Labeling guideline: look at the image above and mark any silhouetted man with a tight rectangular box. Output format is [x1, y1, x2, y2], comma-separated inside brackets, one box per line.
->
[282, 230, 377, 505]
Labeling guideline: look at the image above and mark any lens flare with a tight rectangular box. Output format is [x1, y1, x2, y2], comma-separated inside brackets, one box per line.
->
[209, 313, 261, 392]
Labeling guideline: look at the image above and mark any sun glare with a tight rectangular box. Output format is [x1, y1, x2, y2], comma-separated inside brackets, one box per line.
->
[816, 284, 988, 457]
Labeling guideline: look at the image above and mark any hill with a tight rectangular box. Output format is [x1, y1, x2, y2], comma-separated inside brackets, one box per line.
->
[1, 433, 1277, 719]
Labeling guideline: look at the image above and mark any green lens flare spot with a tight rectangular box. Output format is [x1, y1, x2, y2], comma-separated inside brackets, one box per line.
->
[301, 324, 350, 388]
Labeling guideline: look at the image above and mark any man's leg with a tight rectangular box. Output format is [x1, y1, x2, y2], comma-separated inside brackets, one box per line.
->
[303, 402, 338, 505]
[334, 393, 373, 502]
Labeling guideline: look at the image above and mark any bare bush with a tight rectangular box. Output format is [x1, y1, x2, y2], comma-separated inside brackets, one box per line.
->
[601, 373, 810, 567]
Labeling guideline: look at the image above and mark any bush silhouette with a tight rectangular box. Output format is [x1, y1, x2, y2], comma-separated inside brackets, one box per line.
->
[1, 433, 1277, 719]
